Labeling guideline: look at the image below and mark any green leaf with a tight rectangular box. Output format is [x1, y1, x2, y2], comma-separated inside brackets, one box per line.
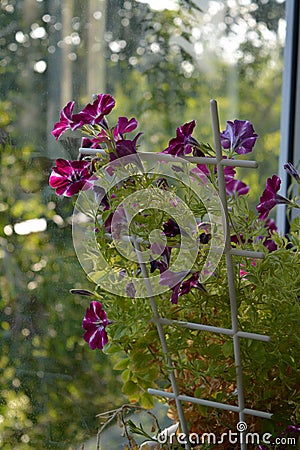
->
[102, 343, 122, 354]
[222, 341, 233, 358]
[113, 358, 130, 371]
[121, 369, 131, 382]
[139, 392, 155, 409]
[122, 380, 139, 396]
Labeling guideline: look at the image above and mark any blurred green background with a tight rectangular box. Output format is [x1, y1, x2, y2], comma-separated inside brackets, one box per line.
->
[0, 0, 286, 448]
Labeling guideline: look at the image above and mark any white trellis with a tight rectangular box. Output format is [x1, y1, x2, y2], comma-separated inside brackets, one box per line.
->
[79, 99, 272, 450]
[134, 100, 272, 450]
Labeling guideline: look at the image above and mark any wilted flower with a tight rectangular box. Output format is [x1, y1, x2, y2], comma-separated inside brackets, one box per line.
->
[82, 301, 110, 350]
[126, 281, 136, 299]
[180, 272, 206, 296]
[220, 119, 258, 155]
[107, 134, 143, 174]
[81, 136, 101, 148]
[284, 162, 300, 183]
[262, 218, 278, 252]
[70, 289, 94, 296]
[49, 158, 93, 197]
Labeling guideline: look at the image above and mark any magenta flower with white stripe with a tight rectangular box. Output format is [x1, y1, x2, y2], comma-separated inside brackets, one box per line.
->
[82, 301, 110, 350]
[52, 101, 80, 140]
[72, 93, 115, 126]
[49, 158, 93, 197]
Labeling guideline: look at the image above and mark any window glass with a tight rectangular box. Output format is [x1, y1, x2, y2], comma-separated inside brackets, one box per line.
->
[0, 1, 286, 448]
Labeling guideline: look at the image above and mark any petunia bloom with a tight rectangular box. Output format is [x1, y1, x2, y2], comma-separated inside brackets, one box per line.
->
[256, 174, 291, 220]
[112, 133, 142, 160]
[162, 218, 180, 237]
[72, 94, 115, 126]
[82, 301, 110, 350]
[108, 133, 143, 172]
[225, 176, 249, 196]
[261, 218, 278, 252]
[160, 270, 206, 304]
[150, 246, 171, 274]
[220, 119, 258, 155]
[180, 272, 206, 296]
[284, 424, 300, 434]
[113, 117, 138, 141]
[162, 121, 203, 156]
[49, 158, 93, 197]
[52, 101, 81, 140]
[194, 163, 249, 196]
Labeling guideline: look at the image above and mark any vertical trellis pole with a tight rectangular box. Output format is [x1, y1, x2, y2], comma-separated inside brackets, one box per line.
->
[210, 99, 246, 447]
[130, 237, 191, 450]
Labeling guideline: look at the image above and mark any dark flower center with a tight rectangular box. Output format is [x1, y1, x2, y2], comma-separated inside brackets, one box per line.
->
[70, 170, 82, 182]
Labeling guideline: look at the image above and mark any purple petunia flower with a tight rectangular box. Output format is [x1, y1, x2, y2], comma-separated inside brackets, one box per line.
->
[162, 218, 180, 237]
[111, 133, 142, 160]
[256, 174, 291, 220]
[160, 270, 206, 304]
[262, 218, 278, 252]
[193, 163, 249, 196]
[180, 272, 206, 296]
[284, 424, 300, 434]
[113, 117, 138, 141]
[220, 119, 258, 155]
[162, 121, 203, 156]
[49, 159, 93, 197]
[150, 246, 171, 274]
[72, 94, 115, 126]
[52, 101, 82, 140]
[82, 301, 110, 350]
[108, 133, 143, 172]
[225, 177, 249, 196]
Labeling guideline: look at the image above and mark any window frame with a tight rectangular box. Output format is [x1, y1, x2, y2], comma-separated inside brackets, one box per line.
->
[277, 0, 300, 231]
